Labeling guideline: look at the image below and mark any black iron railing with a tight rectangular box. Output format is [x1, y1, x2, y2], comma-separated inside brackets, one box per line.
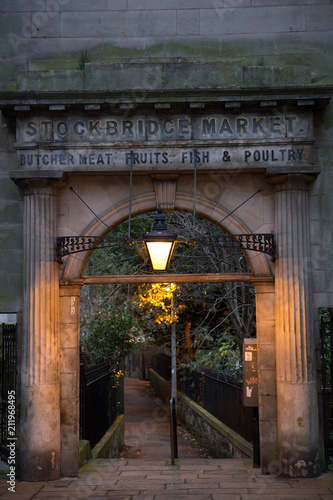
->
[0, 324, 16, 464]
[181, 366, 255, 443]
[152, 353, 171, 382]
[153, 353, 255, 444]
[80, 361, 119, 448]
[320, 308, 333, 469]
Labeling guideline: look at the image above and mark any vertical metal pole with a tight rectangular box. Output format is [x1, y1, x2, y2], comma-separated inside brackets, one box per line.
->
[171, 293, 177, 410]
[170, 291, 178, 462]
[193, 149, 197, 236]
[253, 406, 260, 468]
[170, 397, 178, 464]
[128, 151, 133, 239]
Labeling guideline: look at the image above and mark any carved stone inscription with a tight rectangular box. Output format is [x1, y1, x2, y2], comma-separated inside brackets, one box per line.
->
[16, 111, 314, 172]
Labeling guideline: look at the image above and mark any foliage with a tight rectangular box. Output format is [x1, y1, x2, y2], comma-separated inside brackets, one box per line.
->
[320, 307, 333, 384]
[76, 50, 88, 70]
[80, 210, 257, 379]
[182, 325, 242, 376]
[133, 283, 184, 325]
[80, 301, 141, 371]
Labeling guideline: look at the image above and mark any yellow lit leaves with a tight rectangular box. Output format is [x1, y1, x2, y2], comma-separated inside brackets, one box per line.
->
[134, 283, 183, 325]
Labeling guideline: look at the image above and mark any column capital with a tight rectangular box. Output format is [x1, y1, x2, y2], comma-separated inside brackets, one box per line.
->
[265, 173, 317, 191]
[252, 280, 275, 294]
[10, 170, 65, 193]
[59, 283, 83, 296]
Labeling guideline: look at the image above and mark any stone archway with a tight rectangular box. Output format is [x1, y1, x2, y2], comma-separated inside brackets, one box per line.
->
[58, 190, 276, 477]
[60, 192, 273, 281]
[16, 165, 320, 481]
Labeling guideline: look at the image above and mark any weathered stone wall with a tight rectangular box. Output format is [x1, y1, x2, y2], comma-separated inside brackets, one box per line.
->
[0, 1, 332, 89]
[0, 115, 22, 312]
[1, 0, 332, 314]
[0, 1, 332, 479]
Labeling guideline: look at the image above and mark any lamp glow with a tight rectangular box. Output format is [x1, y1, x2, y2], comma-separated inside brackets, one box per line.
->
[143, 206, 177, 272]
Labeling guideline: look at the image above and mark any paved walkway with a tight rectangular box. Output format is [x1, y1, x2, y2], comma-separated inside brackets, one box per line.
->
[0, 378, 332, 499]
[121, 378, 210, 460]
[1, 458, 333, 499]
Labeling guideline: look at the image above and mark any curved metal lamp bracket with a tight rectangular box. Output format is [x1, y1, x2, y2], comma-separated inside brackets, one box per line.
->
[56, 233, 276, 263]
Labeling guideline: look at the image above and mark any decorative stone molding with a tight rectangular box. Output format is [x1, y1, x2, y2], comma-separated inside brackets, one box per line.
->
[151, 174, 179, 211]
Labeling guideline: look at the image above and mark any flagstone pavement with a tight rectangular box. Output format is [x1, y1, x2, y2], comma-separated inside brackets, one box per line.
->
[0, 378, 332, 499]
[1, 457, 333, 500]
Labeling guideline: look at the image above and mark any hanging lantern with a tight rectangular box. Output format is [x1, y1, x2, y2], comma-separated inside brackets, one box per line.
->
[143, 206, 177, 271]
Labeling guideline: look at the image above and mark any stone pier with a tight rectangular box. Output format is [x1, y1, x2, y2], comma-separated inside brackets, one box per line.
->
[13, 173, 64, 481]
[269, 174, 320, 477]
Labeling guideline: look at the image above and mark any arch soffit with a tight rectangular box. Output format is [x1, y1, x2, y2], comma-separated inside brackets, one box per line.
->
[60, 192, 273, 280]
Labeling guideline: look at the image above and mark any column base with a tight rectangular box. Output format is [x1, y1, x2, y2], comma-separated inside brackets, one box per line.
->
[19, 385, 60, 481]
[280, 447, 320, 478]
[277, 381, 320, 478]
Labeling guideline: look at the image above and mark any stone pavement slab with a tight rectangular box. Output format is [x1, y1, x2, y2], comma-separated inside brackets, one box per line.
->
[0, 458, 332, 499]
[121, 378, 211, 461]
[0, 379, 332, 498]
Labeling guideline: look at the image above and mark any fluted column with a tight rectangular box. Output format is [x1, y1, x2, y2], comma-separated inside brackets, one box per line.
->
[269, 174, 320, 477]
[16, 176, 63, 481]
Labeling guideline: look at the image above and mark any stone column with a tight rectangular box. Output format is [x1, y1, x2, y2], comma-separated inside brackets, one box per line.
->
[253, 281, 277, 474]
[13, 174, 64, 481]
[59, 284, 82, 476]
[268, 174, 320, 477]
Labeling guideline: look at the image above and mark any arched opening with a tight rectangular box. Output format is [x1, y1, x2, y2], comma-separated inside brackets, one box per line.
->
[60, 193, 273, 282]
[58, 184, 276, 475]
[61, 203, 274, 464]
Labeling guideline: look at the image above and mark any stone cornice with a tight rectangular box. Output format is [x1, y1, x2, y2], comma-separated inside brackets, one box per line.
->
[0, 85, 331, 113]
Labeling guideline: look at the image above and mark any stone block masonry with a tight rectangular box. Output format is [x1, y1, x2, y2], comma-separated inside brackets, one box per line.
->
[0, 0, 332, 483]
[0, 3, 332, 80]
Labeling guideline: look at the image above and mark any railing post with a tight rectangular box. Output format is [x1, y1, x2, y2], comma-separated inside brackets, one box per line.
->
[0, 324, 16, 464]
[170, 397, 178, 465]
[253, 407, 260, 468]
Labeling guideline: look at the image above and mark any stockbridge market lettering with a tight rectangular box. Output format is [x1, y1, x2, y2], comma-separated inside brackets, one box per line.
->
[18, 146, 309, 170]
[17, 112, 312, 143]
[16, 111, 313, 171]
[25, 116, 296, 138]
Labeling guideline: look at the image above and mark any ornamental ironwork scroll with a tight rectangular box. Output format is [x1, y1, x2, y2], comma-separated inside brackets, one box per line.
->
[56, 233, 275, 262]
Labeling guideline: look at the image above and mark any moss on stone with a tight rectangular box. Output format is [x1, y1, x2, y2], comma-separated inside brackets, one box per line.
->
[263, 53, 333, 84]
[321, 149, 333, 170]
[1, 202, 22, 224]
[88, 43, 151, 61]
[321, 107, 333, 130]
[244, 66, 275, 87]
[1, 37, 333, 91]
[164, 39, 221, 60]
[0, 179, 21, 201]
[17, 69, 85, 92]
[29, 59, 79, 71]
[0, 62, 20, 90]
